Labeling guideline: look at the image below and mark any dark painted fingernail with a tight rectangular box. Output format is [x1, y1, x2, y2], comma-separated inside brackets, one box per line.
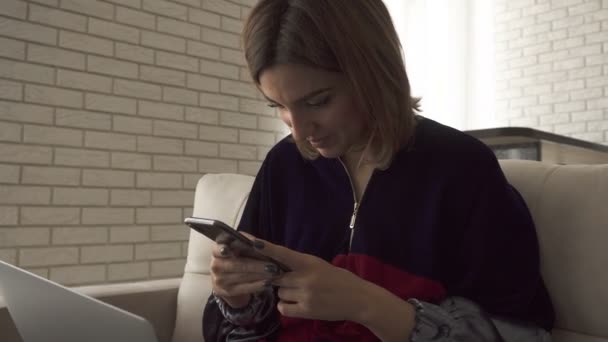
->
[253, 240, 265, 249]
[264, 264, 279, 275]
[219, 246, 229, 256]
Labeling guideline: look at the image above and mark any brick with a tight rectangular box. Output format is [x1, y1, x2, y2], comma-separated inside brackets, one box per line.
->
[259, 117, 286, 132]
[0, 206, 18, 225]
[555, 101, 586, 113]
[185, 107, 218, 124]
[156, 51, 199, 72]
[59, 31, 114, 57]
[509, 116, 539, 127]
[83, 169, 135, 188]
[0, 59, 55, 85]
[198, 158, 237, 173]
[188, 8, 221, 28]
[50, 265, 106, 285]
[85, 131, 137, 151]
[569, 66, 602, 79]
[113, 116, 153, 135]
[143, 0, 187, 19]
[536, 71, 567, 83]
[537, 8, 568, 22]
[24, 125, 83, 147]
[57, 70, 112, 94]
[52, 227, 108, 245]
[496, 29, 521, 43]
[29, 0, 59, 6]
[104, 0, 141, 9]
[112, 152, 152, 170]
[0, 249, 16, 264]
[569, 44, 602, 58]
[151, 190, 194, 206]
[137, 136, 183, 154]
[200, 92, 239, 111]
[537, 29, 568, 43]
[523, 63, 552, 76]
[61, 0, 114, 19]
[116, 43, 155, 64]
[522, 22, 551, 36]
[82, 208, 135, 225]
[187, 74, 219, 92]
[139, 100, 184, 120]
[53, 187, 109, 206]
[151, 224, 189, 241]
[587, 76, 608, 88]
[0, 79, 22, 101]
[81, 245, 133, 263]
[109, 262, 149, 281]
[220, 48, 246, 66]
[0, 164, 19, 184]
[220, 111, 257, 129]
[241, 6, 251, 19]
[116, 7, 155, 30]
[238, 99, 273, 116]
[25, 85, 82, 109]
[203, 0, 240, 18]
[110, 226, 149, 243]
[153, 120, 198, 139]
[584, 9, 608, 21]
[568, 22, 600, 37]
[0, 143, 52, 165]
[570, 1, 601, 15]
[220, 80, 258, 99]
[163, 87, 199, 106]
[199, 124, 238, 142]
[539, 92, 569, 104]
[200, 60, 240, 79]
[135, 242, 182, 259]
[151, 259, 186, 277]
[221, 16, 243, 34]
[587, 120, 608, 131]
[111, 189, 151, 206]
[554, 80, 585, 92]
[202, 28, 240, 48]
[29, 4, 87, 31]
[0, 185, 50, 205]
[183, 173, 202, 189]
[21, 207, 79, 226]
[0, 37, 25, 59]
[86, 94, 137, 115]
[220, 143, 256, 160]
[114, 79, 162, 101]
[586, 54, 608, 66]
[22, 166, 80, 186]
[153, 155, 197, 172]
[523, 42, 551, 56]
[20, 247, 78, 267]
[158, 17, 199, 39]
[89, 18, 139, 44]
[0, 0, 27, 19]
[0, 227, 50, 247]
[56, 109, 112, 131]
[587, 97, 608, 110]
[240, 66, 252, 82]
[171, 0, 199, 7]
[554, 122, 586, 134]
[572, 110, 603, 122]
[0, 122, 21, 142]
[0, 17, 57, 44]
[553, 37, 584, 50]
[572, 132, 604, 143]
[140, 65, 186, 87]
[238, 161, 261, 175]
[508, 55, 537, 68]
[540, 113, 570, 125]
[239, 130, 275, 146]
[187, 41, 221, 59]
[136, 172, 182, 189]
[141, 31, 186, 53]
[88, 56, 138, 79]
[54, 148, 109, 167]
[136, 208, 181, 225]
[553, 15, 584, 30]
[571, 88, 603, 101]
[184, 140, 218, 157]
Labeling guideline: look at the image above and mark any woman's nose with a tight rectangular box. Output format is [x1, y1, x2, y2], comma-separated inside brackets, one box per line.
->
[283, 110, 314, 141]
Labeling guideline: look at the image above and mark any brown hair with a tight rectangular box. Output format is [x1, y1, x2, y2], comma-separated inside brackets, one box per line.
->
[243, 0, 419, 169]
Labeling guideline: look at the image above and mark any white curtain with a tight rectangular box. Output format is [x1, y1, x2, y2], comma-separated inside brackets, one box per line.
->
[383, 0, 496, 130]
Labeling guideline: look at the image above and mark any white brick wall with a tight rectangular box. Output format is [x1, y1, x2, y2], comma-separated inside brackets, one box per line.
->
[495, 0, 608, 144]
[0, 0, 288, 285]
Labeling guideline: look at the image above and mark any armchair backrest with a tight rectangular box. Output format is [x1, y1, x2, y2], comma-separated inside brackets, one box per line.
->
[173, 161, 608, 342]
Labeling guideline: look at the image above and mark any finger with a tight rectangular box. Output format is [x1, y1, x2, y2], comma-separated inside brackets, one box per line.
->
[211, 256, 283, 275]
[249, 237, 305, 269]
[276, 287, 302, 303]
[213, 279, 270, 298]
[211, 243, 232, 258]
[214, 272, 276, 288]
[277, 301, 309, 319]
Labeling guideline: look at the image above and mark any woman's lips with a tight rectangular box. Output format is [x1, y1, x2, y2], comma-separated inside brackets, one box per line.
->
[308, 136, 328, 148]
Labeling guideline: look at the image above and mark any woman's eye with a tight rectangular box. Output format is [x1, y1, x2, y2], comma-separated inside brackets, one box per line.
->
[267, 103, 282, 108]
[307, 96, 330, 107]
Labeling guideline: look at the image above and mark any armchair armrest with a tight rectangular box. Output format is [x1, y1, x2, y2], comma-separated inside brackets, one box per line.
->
[0, 278, 181, 342]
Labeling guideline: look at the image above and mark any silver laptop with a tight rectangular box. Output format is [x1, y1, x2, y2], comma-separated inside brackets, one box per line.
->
[0, 260, 158, 342]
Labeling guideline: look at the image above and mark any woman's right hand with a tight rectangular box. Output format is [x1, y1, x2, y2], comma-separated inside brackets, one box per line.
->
[210, 243, 281, 308]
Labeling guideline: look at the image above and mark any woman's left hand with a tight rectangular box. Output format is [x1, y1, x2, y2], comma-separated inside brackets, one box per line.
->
[252, 238, 370, 322]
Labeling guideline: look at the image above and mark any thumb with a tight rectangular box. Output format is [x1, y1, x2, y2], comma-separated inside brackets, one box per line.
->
[251, 237, 306, 270]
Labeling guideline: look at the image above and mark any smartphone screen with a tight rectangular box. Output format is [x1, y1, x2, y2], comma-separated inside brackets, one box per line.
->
[184, 217, 291, 272]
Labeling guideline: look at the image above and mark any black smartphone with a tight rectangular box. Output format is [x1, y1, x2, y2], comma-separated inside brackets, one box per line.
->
[184, 217, 291, 273]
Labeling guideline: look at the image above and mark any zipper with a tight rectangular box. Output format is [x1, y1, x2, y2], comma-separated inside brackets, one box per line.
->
[338, 158, 366, 252]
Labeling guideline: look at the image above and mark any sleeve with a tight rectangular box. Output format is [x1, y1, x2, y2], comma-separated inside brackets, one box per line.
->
[440, 155, 554, 332]
[202, 157, 283, 341]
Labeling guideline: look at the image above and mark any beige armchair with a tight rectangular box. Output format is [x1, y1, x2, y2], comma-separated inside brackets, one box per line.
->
[1, 160, 607, 342]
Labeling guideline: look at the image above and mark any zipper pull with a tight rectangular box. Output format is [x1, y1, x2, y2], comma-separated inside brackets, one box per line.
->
[349, 202, 358, 228]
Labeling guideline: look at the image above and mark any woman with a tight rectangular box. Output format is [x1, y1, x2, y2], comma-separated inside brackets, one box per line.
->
[203, 0, 554, 341]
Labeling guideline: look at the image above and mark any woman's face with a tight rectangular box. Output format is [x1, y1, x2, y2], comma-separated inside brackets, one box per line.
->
[259, 64, 368, 159]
